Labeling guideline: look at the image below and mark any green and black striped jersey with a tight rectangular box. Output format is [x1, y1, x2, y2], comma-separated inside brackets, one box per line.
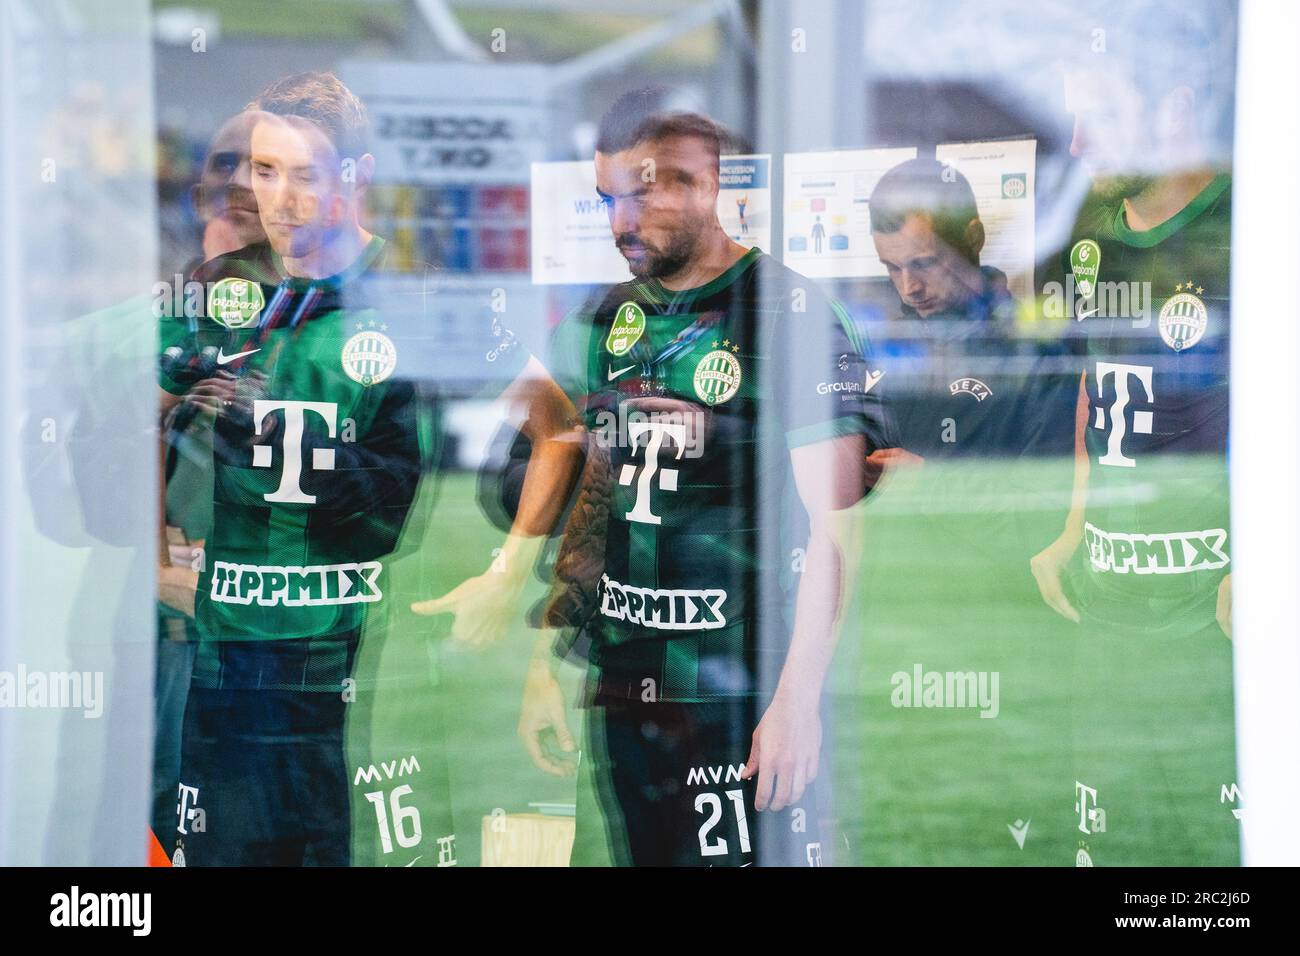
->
[159, 238, 528, 659]
[1068, 174, 1231, 628]
[552, 248, 886, 701]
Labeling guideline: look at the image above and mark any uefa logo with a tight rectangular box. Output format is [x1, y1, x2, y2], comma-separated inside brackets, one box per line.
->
[342, 328, 398, 386]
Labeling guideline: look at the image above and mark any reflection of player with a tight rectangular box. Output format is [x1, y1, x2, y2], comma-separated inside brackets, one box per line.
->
[1029, 1, 1236, 865]
[518, 90, 881, 866]
[19, 111, 270, 866]
[833, 157, 1076, 866]
[865, 158, 1028, 471]
[154, 109, 270, 855]
[158, 73, 427, 866]
[736, 193, 748, 235]
[192, 112, 267, 260]
[871, 159, 990, 320]
[810, 214, 826, 253]
[866, 158, 1076, 469]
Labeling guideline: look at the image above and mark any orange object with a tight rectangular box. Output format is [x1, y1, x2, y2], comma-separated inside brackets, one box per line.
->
[148, 829, 172, 867]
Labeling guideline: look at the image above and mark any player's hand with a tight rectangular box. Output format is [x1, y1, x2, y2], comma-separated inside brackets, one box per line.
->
[1216, 573, 1232, 639]
[158, 565, 199, 618]
[518, 659, 577, 777]
[742, 686, 821, 812]
[410, 569, 521, 649]
[182, 371, 237, 419]
[1029, 534, 1081, 623]
[185, 371, 273, 436]
[158, 539, 200, 618]
[158, 565, 198, 618]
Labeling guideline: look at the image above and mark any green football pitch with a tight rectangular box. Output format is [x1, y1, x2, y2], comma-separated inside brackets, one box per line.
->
[4, 454, 1240, 865]
[351, 454, 1241, 866]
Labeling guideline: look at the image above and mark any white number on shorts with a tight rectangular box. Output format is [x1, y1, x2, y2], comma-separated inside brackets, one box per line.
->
[364, 784, 423, 854]
[695, 788, 752, 858]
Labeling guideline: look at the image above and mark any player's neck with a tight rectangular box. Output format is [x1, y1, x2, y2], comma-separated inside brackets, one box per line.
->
[656, 230, 749, 292]
[281, 222, 373, 280]
[1122, 169, 1218, 233]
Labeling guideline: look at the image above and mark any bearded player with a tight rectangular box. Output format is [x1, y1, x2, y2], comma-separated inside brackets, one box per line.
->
[517, 91, 883, 866]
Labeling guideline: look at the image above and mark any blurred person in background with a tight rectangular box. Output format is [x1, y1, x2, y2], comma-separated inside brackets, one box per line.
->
[1030, 0, 1236, 864]
[153, 108, 269, 857]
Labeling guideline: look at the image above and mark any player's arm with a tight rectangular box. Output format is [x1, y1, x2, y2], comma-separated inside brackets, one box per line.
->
[743, 431, 866, 811]
[477, 356, 585, 578]
[158, 381, 220, 615]
[518, 629, 579, 776]
[1029, 370, 1089, 622]
[411, 356, 586, 647]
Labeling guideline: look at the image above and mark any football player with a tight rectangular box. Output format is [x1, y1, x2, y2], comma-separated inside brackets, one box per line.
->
[515, 91, 884, 866]
[154, 108, 269, 854]
[156, 72, 577, 866]
[1029, 3, 1237, 864]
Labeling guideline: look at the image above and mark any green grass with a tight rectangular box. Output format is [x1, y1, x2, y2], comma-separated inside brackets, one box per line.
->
[347, 456, 1240, 866]
[154, 0, 406, 41]
[346, 467, 586, 867]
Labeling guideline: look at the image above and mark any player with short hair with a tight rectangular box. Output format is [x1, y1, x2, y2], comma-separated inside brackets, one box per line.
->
[516, 89, 884, 866]
[154, 107, 269, 854]
[868, 158, 1020, 465]
[157, 71, 576, 866]
[157, 73, 420, 866]
[870, 157, 989, 319]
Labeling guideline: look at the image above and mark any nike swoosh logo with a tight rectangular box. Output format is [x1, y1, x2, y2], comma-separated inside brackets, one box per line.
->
[1076, 307, 1098, 321]
[863, 369, 886, 394]
[608, 364, 636, 381]
[217, 347, 260, 365]
[404, 856, 422, 867]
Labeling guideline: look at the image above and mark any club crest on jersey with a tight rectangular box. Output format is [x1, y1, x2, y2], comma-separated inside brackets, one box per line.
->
[1158, 283, 1208, 351]
[342, 322, 397, 386]
[949, 377, 993, 401]
[606, 301, 646, 357]
[207, 277, 265, 329]
[694, 347, 742, 405]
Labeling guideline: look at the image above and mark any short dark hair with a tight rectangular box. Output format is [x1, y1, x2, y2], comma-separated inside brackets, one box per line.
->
[248, 71, 369, 162]
[869, 158, 981, 262]
[595, 87, 722, 164]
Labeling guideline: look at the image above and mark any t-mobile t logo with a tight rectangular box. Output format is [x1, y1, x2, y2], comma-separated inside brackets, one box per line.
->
[1093, 362, 1154, 468]
[619, 420, 688, 525]
[1074, 780, 1106, 834]
[176, 783, 206, 835]
[251, 399, 338, 503]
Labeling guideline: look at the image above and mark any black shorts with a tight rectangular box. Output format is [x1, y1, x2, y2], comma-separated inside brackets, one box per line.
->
[574, 696, 828, 867]
[172, 635, 360, 867]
